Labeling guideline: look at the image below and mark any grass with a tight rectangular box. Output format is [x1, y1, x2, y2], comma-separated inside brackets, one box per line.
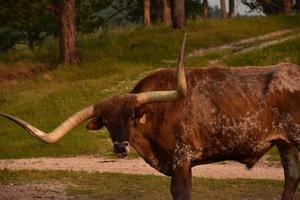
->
[0, 170, 292, 200]
[0, 15, 300, 159]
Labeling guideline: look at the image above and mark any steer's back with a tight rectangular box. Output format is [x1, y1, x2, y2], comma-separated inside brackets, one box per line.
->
[132, 63, 300, 167]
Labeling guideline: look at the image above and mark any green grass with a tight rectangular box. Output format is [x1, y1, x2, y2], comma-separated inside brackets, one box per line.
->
[1, 15, 300, 159]
[0, 170, 291, 200]
[267, 147, 281, 162]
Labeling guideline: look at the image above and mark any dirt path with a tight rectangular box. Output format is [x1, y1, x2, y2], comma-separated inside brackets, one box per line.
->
[0, 156, 284, 180]
[187, 29, 299, 58]
[162, 28, 300, 65]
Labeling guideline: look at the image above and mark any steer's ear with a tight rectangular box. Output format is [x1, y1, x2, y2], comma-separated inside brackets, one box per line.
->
[86, 117, 104, 130]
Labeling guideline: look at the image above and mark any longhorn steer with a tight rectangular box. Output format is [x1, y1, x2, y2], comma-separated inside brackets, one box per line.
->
[1, 34, 300, 200]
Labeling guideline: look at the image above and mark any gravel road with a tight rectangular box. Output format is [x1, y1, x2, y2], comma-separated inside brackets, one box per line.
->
[0, 156, 284, 180]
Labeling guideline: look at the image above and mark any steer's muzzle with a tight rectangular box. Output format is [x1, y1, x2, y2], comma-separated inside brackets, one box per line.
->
[113, 141, 130, 158]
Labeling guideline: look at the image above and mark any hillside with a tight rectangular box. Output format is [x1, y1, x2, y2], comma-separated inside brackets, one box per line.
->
[1, 15, 300, 159]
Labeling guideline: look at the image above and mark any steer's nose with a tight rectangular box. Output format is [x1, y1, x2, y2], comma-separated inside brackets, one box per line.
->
[113, 143, 126, 152]
[113, 141, 130, 158]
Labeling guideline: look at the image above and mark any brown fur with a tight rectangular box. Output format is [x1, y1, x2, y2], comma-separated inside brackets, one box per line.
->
[87, 63, 300, 200]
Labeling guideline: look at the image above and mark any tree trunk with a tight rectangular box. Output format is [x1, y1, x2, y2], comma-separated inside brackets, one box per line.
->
[173, 0, 185, 29]
[220, 0, 226, 18]
[28, 40, 35, 51]
[144, 0, 151, 26]
[155, 0, 162, 23]
[283, 0, 291, 14]
[228, 0, 235, 18]
[297, 0, 300, 13]
[162, 0, 173, 26]
[203, 0, 208, 19]
[28, 33, 35, 51]
[58, 0, 80, 65]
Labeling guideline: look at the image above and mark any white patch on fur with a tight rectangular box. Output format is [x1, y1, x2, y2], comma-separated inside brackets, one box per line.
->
[269, 64, 300, 93]
[173, 143, 203, 169]
[139, 114, 147, 124]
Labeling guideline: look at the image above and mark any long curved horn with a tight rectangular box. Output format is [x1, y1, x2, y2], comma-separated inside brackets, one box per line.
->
[0, 105, 95, 143]
[136, 33, 187, 105]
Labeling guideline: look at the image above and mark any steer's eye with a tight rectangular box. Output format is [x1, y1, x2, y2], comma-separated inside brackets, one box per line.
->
[86, 117, 104, 130]
[129, 116, 135, 121]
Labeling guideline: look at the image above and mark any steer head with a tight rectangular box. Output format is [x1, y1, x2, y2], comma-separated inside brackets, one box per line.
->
[0, 34, 187, 158]
[86, 95, 137, 157]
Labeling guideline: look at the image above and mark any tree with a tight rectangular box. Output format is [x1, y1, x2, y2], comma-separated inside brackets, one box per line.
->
[0, 0, 115, 53]
[144, 0, 151, 26]
[155, 0, 163, 23]
[59, 0, 80, 64]
[203, 0, 209, 19]
[210, 5, 221, 18]
[76, 0, 114, 33]
[297, 0, 300, 13]
[173, 0, 185, 29]
[242, 0, 297, 15]
[50, 0, 80, 65]
[220, 0, 226, 18]
[229, 0, 235, 17]
[185, 0, 202, 19]
[283, 0, 291, 14]
[0, 28, 19, 51]
[162, 0, 173, 26]
[0, 0, 56, 51]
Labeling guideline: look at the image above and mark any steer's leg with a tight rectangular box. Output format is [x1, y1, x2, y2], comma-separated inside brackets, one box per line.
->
[277, 141, 300, 200]
[170, 160, 192, 200]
